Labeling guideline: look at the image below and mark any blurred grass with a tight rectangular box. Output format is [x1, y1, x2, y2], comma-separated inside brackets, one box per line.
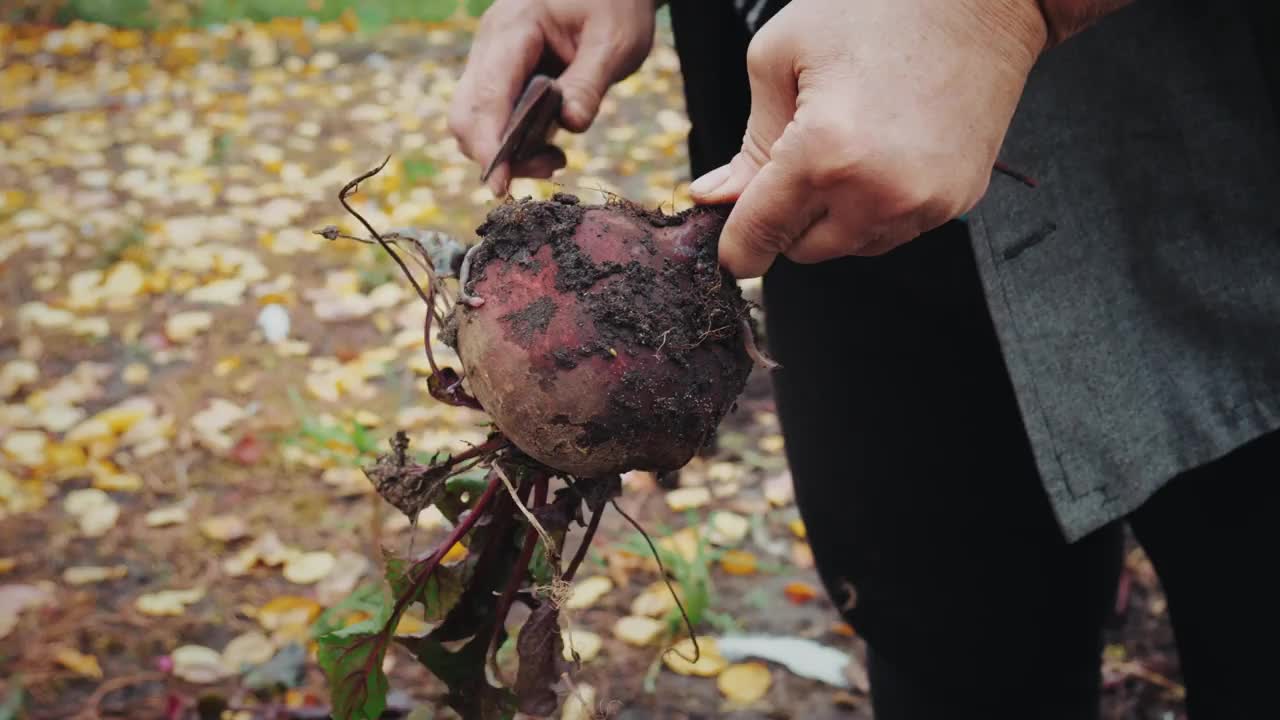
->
[3, 0, 495, 28]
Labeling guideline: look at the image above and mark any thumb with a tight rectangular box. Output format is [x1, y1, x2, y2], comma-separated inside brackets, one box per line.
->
[717, 131, 826, 278]
[556, 25, 631, 132]
[689, 36, 797, 204]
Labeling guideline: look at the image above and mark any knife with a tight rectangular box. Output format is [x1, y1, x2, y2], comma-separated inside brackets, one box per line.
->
[480, 74, 564, 185]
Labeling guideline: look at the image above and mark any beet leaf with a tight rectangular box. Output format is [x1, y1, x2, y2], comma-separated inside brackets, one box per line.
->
[316, 613, 393, 720]
[513, 602, 566, 715]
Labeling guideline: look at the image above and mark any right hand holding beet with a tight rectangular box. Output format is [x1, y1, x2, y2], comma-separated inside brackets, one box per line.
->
[688, 0, 1049, 278]
[448, 0, 658, 196]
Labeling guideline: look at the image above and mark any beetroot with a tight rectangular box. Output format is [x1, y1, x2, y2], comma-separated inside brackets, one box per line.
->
[444, 193, 754, 477]
[316, 163, 765, 719]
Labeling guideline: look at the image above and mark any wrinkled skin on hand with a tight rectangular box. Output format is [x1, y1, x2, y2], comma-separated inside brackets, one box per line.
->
[447, 0, 658, 196]
[689, 0, 1051, 278]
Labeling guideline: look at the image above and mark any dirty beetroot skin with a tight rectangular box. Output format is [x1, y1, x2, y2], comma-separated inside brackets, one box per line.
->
[444, 193, 755, 477]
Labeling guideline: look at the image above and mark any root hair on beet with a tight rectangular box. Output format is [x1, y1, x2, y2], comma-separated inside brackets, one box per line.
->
[740, 314, 781, 371]
[457, 240, 487, 308]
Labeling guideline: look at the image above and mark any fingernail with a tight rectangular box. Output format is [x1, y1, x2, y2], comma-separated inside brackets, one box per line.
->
[565, 100, 589, 128]
[689, 164, 732, 197]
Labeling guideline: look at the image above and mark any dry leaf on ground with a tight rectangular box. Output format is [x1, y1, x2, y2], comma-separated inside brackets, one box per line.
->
[561, 628, 603, 664]
[784, 581, 820, 605]
[257, 595, 323, 633]
[706, 511, 749, 547]
[54, 647, 103, 679]
[200, 514, 249, 542]
[221, 631, 277, 673]
[0, 582, 55, 639]
[718, 661, 772, 703]
[145, 503, 190, 527]
[665, 486, 711, 511]
[62, 488, 120, 537]
[135, 587, 205, 616]
[788, 518, 807, 539]
[63, 565, 128, 585]
[663, 637, 727, 677]
[630, 580, 681, 618]
[172, 644, 228, 683]
[561, 682, 597, 720]
[565, 576, 613, 610]
[720, 550, 759, 576]
[282, 550, 335, 584]
[612, 616, 664, 647]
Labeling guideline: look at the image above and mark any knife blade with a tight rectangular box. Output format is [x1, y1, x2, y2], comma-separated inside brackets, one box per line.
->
[480, 74, 564, 185]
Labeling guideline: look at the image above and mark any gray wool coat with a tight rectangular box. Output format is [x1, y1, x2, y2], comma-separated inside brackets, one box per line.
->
[722, 0, 1280, 540]
[970, 0, 1280, 539]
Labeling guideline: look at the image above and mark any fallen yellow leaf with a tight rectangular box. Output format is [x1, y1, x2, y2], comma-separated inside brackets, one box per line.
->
[707, 461, 742, 484]
[200, 514, 249, 542]
[165, 308, 212, 340]
[106, 28, 143, 50]
[758, 434, 786, 454]
[2, 430, 47, 467]
[284, 689, 307, 708]
[225, 531, 296, 576]
[90, 461, 142, 492]
[62, 488, 120, 537]
[282, 551, 336, 584]
[94, 405, 149, 434]
[630, 580, 681, 618]
[0, 359, 38, 399]
[561, 628, 602, 664]
[663, 637, 727, 677]
[257, 596, 322, 632]
[664, 486, 711, 512]
[564, 576, 613, 610]
[172, 644, 227, 683]
[440, 542, 468, 565]
[657, 527, 703, 565]
[764, 474, 795, 507]
[221, 631, 276, 673]
[64, 418, 112, 447]
[63, 565, 128, 585]
[561, 682, 597, 720]
[122, 362, 150, 385]
[145, 504, 190, 527]
[213, 356, 241, 377]
[706, 511, 749, 547]
[791, 541, 815, 569]
[719, 550, 758, 576]
[788, 519, 807, 539]
[718, 661, 772, 703]
[54, 647, 103, 679]
[612, 616, 664, 647]
[45, 442, 87, 470]
[394, 614, 430, 638]
[136, 587, 205, 616]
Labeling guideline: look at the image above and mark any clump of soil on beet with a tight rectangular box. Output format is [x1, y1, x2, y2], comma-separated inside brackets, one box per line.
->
[444, 192, 755, 477]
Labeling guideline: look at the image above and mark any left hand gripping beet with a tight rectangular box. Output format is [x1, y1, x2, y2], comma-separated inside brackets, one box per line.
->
[446, 193, 755, 477]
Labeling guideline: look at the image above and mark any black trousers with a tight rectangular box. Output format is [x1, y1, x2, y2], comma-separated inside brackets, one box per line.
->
[762, 225, 1280, 719]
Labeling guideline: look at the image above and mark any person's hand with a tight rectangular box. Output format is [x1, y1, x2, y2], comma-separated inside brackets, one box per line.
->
[449, 0, 657, 196]
[688, 0, 1049, 278]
